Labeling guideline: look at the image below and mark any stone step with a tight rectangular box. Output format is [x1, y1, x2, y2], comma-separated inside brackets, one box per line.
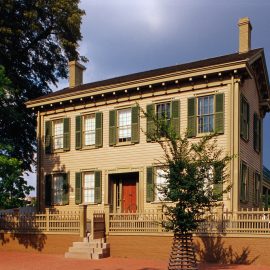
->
[65, 238, 110, 260]
[73, 242, 100, 248]
[83, 237, 105, 243]
[65, 252, 92, 260]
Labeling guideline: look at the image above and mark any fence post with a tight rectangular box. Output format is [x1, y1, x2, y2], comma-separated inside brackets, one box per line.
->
[45, 208, 50, 232]
[104, 204, 110, 235]
[157, 205, 163, 233]
[79, 204, 87, 238]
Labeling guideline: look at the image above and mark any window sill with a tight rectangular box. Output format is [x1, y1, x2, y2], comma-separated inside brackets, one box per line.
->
[77, 145, 101, 151]
[113, 142, 136, 147]
[240, 135, 249, 143]
[80, 202, 99, 206]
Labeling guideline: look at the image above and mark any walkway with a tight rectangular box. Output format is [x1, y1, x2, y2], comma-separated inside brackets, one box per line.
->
[0, 251, 270, 270]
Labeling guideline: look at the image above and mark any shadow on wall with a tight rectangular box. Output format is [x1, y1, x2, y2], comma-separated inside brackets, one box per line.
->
[195, 235, 259, 265]
[0, 214, 47, 251]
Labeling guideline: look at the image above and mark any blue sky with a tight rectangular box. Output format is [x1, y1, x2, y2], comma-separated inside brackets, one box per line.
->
[27, 0, 270, 194]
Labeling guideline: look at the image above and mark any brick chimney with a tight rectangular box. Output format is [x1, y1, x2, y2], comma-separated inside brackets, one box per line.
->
[69, 61, 86, 88]
[238, 17, 252, 53]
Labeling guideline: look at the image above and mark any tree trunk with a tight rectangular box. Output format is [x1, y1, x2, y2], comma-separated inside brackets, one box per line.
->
[168, 232, 198, 270]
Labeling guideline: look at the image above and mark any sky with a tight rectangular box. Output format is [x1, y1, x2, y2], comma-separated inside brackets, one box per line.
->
[27, 0, 270, 195]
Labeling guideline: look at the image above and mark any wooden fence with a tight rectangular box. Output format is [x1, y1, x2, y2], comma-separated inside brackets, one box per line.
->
[0, 209, 80, 234]
[197, 209, 270, 235]
[109, 210, 163, 233]
[109, 209, 270, 235]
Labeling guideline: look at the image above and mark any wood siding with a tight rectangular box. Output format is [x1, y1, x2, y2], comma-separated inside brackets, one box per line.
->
[38, 82, 231, 214]
[239, 78, 262, 209]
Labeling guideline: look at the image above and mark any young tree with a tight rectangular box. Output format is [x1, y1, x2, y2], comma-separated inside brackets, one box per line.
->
[143, 107, 232, 269]
[0, 0, 86, 173]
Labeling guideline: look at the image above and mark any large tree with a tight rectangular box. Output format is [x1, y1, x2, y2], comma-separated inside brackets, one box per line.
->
[0, 66, 34, 209]
[0, 0, 85, 172]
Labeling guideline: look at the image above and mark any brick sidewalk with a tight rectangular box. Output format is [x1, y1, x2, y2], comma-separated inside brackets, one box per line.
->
[0, 251, 270, 270]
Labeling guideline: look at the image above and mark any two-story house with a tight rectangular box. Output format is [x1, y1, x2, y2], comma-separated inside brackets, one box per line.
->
[26, 17, 270, 218]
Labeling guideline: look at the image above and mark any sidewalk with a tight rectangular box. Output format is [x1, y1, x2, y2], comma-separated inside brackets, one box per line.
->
[0, 251, 270, 270]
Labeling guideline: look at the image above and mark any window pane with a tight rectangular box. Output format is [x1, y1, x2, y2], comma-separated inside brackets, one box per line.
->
[53, 175, 63, 204]
[118, 109, 131, 142]
[84, 173, 95, 203]
[54, 120, 63, 149]
[156, 169, 167, 201]
[156, 103, 170, 120]
[84, 115, 95, 146]
[198, 96, 214, 133]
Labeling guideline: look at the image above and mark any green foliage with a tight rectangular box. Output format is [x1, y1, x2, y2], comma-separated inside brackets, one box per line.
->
[0, 0, 85, 172]
[142, 107, 232, 233]
[0, 143, 34, 209]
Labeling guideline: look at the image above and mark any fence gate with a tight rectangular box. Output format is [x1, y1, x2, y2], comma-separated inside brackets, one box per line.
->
[93, 213, 105, 239]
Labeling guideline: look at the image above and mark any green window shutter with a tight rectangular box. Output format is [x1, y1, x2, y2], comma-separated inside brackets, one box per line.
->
[75, 115, 82, 150]
[247, 103, 250, 140]
[95, 112, 103, 147]
[75, 172, 82, 205]
[240, 162, 244, 201]
[45, 121, 52, 154]
[45, 174, 52, 206]
[240, 97, 244, 137]
[94, 171, 102, 204]
[131, 106, 140, 143]
[109, 110, 117, 146]
[213, 164, 223, 201]
[215, 93, 224, 134]
[259, 118, 261, 152]
[146, 104, 155, 142]
[213, 183, 223, 201]
[253, 113, 258, 151]
[146, 167, 154, 202]
[187, 98, 196, 138]
[63, 118, 70, 151]
[171, 100, 180, 137]
[62, 173, 69, 205]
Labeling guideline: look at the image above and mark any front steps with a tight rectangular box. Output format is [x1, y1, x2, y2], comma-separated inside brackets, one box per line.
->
[65, 238, 110, 260]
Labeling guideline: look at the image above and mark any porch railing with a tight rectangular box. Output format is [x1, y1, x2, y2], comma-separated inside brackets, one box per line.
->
[0, 209, 80, 234]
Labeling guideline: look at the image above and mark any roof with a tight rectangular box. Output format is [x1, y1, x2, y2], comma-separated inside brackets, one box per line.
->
[27, 48, 263, 105]
[264, 166, 270, 182]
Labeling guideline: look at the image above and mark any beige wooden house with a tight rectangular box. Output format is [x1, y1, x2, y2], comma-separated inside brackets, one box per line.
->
[26, 17, 270, 217]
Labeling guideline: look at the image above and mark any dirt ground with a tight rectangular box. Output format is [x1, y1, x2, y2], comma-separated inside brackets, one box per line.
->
[1, 251, 270, 270]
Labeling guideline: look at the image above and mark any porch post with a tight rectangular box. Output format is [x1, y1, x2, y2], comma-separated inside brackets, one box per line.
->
[45, 208, 50, 232]
[79, 204, 87, 237]
[104, 204, 110, 235]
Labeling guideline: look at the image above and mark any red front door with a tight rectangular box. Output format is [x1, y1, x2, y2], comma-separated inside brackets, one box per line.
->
[122, 177, 137, 213]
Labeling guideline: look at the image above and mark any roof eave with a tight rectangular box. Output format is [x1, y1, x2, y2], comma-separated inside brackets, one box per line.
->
[26, 60, 248, 109]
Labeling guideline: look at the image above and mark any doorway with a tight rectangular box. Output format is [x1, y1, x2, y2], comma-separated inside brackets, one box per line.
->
[109, 172, 138, 213]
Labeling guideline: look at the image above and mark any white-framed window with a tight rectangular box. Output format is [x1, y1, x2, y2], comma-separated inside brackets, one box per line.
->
[198, 95, 214, 133]
[53, 119, 64, 149]
[156, 102, 171, 121]
[254, 172, 260, 205]
[84, 114, 96, 146]
[118, 108, 132, 142]
[240, 162, 248, 202]
[53, 174, 64, 204]
[156, 168, 167, 201]
[84, 172, 95, 203]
